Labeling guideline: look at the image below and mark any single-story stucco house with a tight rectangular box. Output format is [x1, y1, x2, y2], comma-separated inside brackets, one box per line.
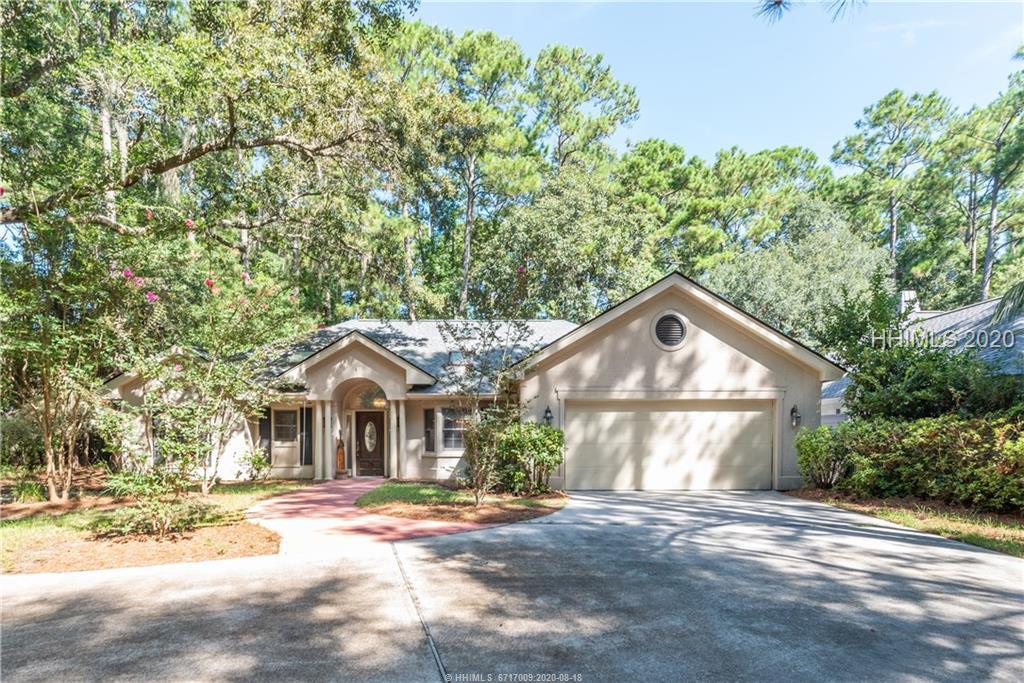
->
[103, 273, 845, 491]
[821, 292, 1023, 423]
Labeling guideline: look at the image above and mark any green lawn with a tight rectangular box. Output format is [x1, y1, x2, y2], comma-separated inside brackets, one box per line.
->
[799, 494, 1024, 558]
[355, 481, 565, 509]
[355, 482, 475, 507]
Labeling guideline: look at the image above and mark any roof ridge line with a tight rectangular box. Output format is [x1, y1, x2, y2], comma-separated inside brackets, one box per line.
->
[910, 296, 1003, 322]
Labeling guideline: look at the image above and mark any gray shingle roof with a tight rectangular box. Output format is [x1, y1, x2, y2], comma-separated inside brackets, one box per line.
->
[821, 296, 1023, 402]
[265, 319, 579, 394]
[821, 376, 851, 399]
[906, 298, 1023, 376]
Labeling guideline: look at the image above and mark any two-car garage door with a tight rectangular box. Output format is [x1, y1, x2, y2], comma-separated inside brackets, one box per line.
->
[564, 399, 773, 490]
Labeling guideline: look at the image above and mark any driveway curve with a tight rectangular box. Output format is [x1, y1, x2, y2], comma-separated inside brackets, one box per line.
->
[246, 478, 494, 554]
[4, 490, 1021, 682]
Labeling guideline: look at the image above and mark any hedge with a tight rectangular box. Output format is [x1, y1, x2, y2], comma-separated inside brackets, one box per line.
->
[796, 414, 1024, 512]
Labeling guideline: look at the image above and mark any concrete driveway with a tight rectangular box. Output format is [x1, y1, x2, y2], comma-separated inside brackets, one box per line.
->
[3, 491, 1022, 682]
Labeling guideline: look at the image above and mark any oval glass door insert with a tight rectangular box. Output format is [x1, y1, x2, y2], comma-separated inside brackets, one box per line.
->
[364, 421, 378, 452]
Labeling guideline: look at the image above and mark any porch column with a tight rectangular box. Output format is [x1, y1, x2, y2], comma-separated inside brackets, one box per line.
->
[397, 399, 407, 480]
[388, 400, 399, 479]
[313, 401, 324, 479]
[324, 401, 335, 479]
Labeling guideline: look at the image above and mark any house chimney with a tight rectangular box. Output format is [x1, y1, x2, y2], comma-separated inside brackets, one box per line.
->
[899, 290, 920, 316]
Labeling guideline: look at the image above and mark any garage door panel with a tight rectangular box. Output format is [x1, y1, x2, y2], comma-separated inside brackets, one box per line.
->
[565, 400, 773, 490]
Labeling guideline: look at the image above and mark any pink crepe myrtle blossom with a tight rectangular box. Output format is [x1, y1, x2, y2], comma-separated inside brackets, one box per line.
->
[184, 218, 195, 230]
[131, 276, 145, 288]
[204, 278, 215, 288]
[145, 291, 160, 303]
[517, 265, 526, 274]
[173, 363, 182, 372]
[122, 268, 134, 279]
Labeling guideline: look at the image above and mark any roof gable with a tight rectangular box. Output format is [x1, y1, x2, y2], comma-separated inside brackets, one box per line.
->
[517, 272, 845, 381]
[267, 319, 579, 394]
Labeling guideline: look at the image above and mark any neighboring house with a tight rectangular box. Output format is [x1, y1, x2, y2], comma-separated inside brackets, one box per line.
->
[103, 273, 844, 491]
[822, 292, 1024, 423]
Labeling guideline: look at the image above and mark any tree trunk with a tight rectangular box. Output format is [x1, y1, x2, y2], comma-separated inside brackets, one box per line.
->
[458, 164, 477, 317]
[980, 177, 1000, 300]
[968, 175, 978, 276]
[100, 93, 117, 221]
[404, 233, 417, 321]
[240, 227, 250, 271]
[887, 195, 898, 261]
[115, 116, 129, 182]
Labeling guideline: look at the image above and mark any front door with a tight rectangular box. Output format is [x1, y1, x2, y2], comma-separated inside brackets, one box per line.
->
[355, 411, 385, 476]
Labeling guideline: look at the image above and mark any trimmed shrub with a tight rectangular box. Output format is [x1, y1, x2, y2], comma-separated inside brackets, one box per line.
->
[90, 499, 222, 539]
[495, 422, 565, 494]
[845, 346, 1023, 420]
[795, 425, 848, 488]
[835, 415, 1024, 512]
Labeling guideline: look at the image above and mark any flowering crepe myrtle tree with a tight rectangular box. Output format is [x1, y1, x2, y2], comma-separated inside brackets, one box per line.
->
[120, 268, 307, 495]
[101, 259, 307, 493]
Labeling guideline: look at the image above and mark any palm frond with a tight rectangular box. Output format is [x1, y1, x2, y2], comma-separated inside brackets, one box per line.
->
[755, 0, 791, 24]
[993, 280, 1024, 324]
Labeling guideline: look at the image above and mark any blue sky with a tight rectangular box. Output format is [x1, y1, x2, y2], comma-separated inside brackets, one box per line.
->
[417, 1, 1024, 162]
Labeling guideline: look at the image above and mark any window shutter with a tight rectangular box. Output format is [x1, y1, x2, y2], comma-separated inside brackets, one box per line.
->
[258, 410, 272, 464]
[301, 406, 313, 466]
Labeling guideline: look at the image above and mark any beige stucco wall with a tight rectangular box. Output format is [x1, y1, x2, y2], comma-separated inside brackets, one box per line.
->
[302, 341, 408, 401]
[108, 377, 257, 481]
[402, 398, 466, 482]
[520, 288, 823, 490]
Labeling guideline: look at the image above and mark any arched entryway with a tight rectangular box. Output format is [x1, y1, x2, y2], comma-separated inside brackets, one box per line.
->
[332, 379, 395, 478]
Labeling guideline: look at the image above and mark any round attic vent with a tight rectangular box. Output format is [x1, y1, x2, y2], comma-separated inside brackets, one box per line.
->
[652, 312, 687, 350]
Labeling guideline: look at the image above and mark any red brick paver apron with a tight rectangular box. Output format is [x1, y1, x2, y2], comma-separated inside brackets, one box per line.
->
[247, 479, 494, 554]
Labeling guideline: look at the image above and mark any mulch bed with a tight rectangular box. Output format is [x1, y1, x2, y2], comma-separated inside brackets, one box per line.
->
[6, 522, 280, 574]
[369, 493, 568, 525]
[786, 488, 1024, 526]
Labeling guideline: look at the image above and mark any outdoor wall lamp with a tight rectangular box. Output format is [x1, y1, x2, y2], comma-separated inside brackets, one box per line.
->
[543, 405, 554, 425]
[790, 405, 801, 428]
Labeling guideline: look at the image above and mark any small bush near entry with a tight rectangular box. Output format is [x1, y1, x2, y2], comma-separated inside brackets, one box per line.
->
[90, 499, 222, 539]
[495, 423, 564, 495]
[795, 425, 848, 488]
[237, 448, 271, 481]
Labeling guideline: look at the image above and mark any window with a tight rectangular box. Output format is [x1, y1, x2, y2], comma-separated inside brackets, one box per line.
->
[424, 408, 436, 453]
[442, 409, 467, 450]
[273, 409, 298, 442]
